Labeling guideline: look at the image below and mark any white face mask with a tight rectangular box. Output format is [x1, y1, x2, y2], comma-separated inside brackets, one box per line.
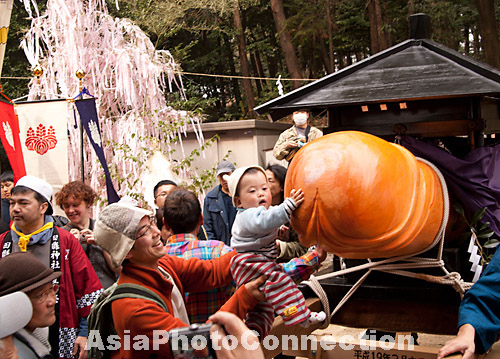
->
[293, 113, 308, 126]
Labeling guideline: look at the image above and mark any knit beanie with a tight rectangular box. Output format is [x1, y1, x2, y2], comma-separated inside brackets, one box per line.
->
[0, 252, 61, 296]
[225, 165, 267, 207]
[94, 201, 152, 268]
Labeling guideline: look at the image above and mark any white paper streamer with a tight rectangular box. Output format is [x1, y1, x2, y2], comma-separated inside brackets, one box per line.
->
[18, 0, 207, 207]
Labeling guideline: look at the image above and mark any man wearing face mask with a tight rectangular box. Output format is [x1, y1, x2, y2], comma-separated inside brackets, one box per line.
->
[273, 110, 323, 163]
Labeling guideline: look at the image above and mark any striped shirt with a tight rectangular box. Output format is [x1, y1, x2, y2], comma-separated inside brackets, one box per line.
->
[166, 233, 319, 323]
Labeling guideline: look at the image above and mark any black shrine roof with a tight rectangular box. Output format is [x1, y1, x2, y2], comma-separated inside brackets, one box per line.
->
[255, 39, 500, 121]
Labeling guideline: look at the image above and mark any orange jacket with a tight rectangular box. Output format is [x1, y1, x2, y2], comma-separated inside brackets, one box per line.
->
[110, 252, 257, 359]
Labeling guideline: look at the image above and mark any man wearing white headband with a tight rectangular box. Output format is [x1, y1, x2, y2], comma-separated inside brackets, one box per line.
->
[273, 110, 323, 163]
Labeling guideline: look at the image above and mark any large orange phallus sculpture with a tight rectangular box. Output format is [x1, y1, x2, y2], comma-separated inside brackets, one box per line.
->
[285, 131, 445, 259]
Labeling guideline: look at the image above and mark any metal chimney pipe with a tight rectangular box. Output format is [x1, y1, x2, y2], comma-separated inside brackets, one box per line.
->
[409, 13, 431, 39]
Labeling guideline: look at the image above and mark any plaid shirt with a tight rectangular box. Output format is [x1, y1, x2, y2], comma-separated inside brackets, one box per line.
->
[166, 233, 234, 323]
[166, 233, 320, 323]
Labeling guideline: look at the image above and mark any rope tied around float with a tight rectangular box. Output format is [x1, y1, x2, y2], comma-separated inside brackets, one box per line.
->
[302, 157, 474, 324]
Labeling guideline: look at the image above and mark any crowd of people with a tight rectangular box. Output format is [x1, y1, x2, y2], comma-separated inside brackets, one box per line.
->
[0, 108, 498, 359]
[0, 145, 327, 359]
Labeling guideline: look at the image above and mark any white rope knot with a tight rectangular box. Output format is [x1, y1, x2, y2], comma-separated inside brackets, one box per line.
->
[443, 272, 461, 281]
[443, 272, 474, 295]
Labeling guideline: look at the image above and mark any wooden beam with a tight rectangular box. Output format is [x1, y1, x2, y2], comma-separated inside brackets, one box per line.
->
[281, 334, 455, 359]
[333, 119, 480, 137]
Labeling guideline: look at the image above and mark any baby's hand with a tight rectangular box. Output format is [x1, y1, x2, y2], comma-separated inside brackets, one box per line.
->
[289, 188, 305, 207]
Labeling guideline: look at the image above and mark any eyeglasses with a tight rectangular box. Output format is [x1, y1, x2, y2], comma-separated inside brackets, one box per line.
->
[31, 284, 59, 303]
[136, 216, 156, 239]
[154, 191, 169, 199]
[136, 224, 153, 239]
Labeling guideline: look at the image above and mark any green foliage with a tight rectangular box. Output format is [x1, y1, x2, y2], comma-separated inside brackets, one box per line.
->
[1, 2, 33, 100]
[103, 0, 489, 122]
[332, 0, 371, 54]
[176, 148, 233, 195]
[4, 0, 493, 123]
[453, 202, 498, 265]
[109, 113, 222, 201]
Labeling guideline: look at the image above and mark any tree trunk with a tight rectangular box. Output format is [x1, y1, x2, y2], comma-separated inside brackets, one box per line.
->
[223, 33, 241, 107]
[216, 36, 226, 115]
[472, 27, 481, 57]
[233, 4, 256, 115]
[374, 0, 389, 51]
[407, 0, 415, 15]
[381, 0, 392, 48]
[250, 52, 262, 95]
[463, 27, 470, 55]
[337, 51, 346, 69]
[326, 0, 335, 73]
[266, 28, 280, 78]
[318, 31, 332, 74]
[254, 50, 266, 89]
[475, 0, 500, 69]
[367, 0, 379, 54]
[367, 0, 390, 54]
[269, 0, 303, 89]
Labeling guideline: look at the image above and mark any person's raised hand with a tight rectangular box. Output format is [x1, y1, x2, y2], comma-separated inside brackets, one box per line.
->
[69, 228, 80, 240]
[209, 311, 264, 359]
[278, 225, 290, 241]
[289, 188, 304, 207]
[285, 140, 299, 150]
[315, 242, 327, 264]
[79, 229, 95, 245]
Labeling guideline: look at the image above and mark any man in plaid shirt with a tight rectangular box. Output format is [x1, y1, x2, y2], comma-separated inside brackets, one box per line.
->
[163, 188, 323, 324]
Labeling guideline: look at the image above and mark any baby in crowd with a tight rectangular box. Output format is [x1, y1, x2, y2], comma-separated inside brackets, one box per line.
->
[226, 165, 325, 337]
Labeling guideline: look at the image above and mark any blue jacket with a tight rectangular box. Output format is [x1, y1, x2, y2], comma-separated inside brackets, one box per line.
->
[203, 185, 236, 246]
[458, 245, 500, 354]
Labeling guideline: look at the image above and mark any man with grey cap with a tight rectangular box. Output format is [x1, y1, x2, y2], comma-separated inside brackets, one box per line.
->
[203, 160, 237, 245]
[0, 252, 62, 358]
[0, 291, 33, 359]
[0, 175, 103, 359]
[93, 200, 264, 358]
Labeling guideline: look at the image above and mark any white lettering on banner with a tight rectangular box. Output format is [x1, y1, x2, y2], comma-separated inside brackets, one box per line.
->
[83, 330, 415, 352]
[2, 122, 13, 148]
[89, 120, 102, 147]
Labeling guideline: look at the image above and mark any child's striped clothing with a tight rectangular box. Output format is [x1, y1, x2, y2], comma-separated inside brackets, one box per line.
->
[230, 252, 311, 337]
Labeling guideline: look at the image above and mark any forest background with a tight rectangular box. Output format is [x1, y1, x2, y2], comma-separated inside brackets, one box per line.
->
[3, 0, 500, 123]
